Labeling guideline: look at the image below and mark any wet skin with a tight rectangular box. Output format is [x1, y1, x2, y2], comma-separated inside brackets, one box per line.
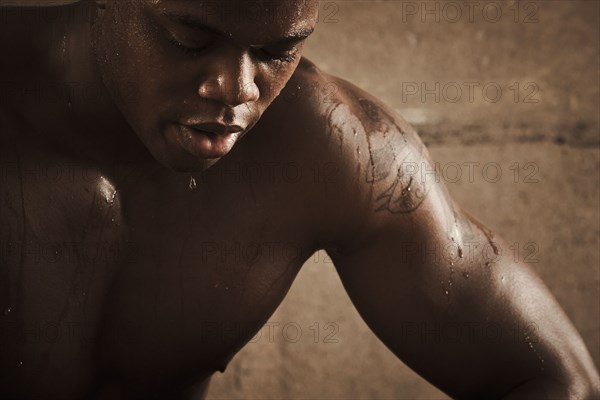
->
[1, 1, 599, 399]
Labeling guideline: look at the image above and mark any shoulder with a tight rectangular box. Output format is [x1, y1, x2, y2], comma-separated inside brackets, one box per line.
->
[279, 56, 426, 167]
[276, 57, 394, 130]
[268, 57, 436, 249]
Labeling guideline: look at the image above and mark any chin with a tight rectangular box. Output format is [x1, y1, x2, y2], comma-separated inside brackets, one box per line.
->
[140, 132, 222, 173]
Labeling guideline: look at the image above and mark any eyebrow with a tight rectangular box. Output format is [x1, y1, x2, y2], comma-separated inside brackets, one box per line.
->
[161, 12, 315, 46]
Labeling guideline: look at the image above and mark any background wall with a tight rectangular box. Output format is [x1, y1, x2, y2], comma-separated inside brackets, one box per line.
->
[208, 1, 599, 399]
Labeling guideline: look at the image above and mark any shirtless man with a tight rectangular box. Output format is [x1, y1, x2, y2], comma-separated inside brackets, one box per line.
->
[0, 0, 598, 399]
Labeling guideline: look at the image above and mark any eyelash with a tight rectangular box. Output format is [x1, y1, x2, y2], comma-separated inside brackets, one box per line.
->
[167, 34, 298, 64]
[256, 48, 298, 64]
[167, 36, 208, 55]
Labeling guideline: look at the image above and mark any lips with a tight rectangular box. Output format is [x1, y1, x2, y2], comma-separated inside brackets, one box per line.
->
[187, 122, 244, 136]
[166, 122, 243, 159]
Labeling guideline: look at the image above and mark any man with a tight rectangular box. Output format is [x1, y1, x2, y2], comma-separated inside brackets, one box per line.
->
[0, 0, 598, 399]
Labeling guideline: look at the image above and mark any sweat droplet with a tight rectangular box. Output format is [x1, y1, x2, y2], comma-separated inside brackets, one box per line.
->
[189, 176, 197, 190]
[105, 190, 117, 205]
[462, 272, 470, 279]
[441, 281, 450, 296]
[491, 242, 500, 255]
[524, 333, 545, 370]
[17, 361, 23, 367]
[3, 308, 11, 316]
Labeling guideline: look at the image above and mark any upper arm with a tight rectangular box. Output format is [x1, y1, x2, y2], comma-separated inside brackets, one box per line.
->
[319, 77, 600, 398]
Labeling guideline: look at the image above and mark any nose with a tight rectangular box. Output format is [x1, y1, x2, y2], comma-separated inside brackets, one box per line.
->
[197, 50, 260, 107]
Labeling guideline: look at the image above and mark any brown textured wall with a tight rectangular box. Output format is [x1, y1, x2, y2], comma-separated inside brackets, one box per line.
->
[207, 1, 599, 399]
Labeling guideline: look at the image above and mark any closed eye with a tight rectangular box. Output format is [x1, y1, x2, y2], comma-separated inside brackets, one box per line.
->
[252, 44, 300, 64]
[167, 34, 210, 55]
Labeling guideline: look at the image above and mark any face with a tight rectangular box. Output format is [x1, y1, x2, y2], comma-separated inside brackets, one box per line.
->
[91, 0, 318, 171]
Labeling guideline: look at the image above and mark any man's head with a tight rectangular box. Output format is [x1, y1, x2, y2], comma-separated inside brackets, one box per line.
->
[91, 0, 318, 171]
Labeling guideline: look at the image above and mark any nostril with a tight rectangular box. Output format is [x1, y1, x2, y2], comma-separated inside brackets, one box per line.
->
[198, 80, 259, 107]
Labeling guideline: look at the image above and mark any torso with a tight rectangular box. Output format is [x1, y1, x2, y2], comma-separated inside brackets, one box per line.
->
[0, 79, 345, 399]
[0, 122, 318, 399]
[0, 5, 357, 399]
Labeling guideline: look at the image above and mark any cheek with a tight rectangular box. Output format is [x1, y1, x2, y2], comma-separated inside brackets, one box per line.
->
[256, 64, 299, 103]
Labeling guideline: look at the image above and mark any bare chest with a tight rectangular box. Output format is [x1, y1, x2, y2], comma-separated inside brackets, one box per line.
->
[0, 135, 314, 398]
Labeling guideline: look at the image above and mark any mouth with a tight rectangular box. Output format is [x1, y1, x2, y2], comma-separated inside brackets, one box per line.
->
[166, 122, 244, 159]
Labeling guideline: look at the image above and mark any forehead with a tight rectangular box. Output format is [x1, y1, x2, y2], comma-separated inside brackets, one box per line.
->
[144, 0, 318, 41]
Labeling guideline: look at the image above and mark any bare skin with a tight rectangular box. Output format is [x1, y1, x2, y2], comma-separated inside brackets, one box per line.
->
[1, 1, 599, 399]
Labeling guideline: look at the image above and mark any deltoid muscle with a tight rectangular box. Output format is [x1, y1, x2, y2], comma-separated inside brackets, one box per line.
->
[358, 98, 430, 214]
